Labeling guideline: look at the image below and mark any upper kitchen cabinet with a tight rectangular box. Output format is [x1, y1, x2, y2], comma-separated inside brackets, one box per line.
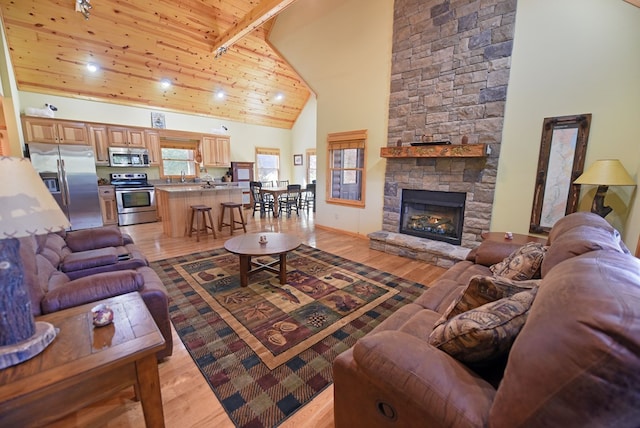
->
[202, 136, 230, 168]
[88, 124, 110, 165]
[145, 130, 161, 166]
[22, 117, 89, 145]
[107, 126, 146, 148]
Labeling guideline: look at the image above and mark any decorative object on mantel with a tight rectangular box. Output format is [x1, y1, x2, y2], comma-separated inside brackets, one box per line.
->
[0, 157, 70, 369]
[380, 143, 486, 158]
[573, 159, 636, 218]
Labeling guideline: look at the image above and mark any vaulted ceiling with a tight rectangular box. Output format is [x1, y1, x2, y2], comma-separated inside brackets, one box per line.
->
[0, 0, 311, 129]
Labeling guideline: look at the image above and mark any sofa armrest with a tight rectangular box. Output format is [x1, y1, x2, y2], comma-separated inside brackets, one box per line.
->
[60, 247, 118, 273]
[346, 331, 495, 427]
[469, 240, 523, 267]
[41, 270, 143, 313]
[64, 226, 125, 252]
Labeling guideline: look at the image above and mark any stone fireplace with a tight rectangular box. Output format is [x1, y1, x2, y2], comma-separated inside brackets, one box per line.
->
[399, 189, 466, 245]
[369, 0, 517, 267]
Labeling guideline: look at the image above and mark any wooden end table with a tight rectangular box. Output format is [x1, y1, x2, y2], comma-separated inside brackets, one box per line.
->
[0, 292, 166, 427]
[481, 231, 547, 245]
[224, 232, 301, 286]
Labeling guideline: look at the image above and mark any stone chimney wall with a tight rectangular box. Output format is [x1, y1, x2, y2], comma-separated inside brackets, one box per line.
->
[383, 0, 518, 247]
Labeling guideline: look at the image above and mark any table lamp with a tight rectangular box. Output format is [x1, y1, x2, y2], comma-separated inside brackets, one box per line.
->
[573, 159, 636, 218]
[0, 156, 71, 369]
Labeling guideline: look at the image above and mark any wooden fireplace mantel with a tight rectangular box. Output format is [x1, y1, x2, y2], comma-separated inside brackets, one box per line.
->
[380, 144, 486, 158]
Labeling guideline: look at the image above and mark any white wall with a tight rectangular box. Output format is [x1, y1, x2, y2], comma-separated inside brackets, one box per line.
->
[271, 0, 394, 236]
[493, 0, 640, 248]
[291, 95, 317, 186]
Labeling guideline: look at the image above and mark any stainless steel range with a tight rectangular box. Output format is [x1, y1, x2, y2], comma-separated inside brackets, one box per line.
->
[110, 173, 157, 226]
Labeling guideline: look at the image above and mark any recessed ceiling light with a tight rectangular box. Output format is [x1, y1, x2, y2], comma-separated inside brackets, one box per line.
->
[215, 90, 225, 100]
[275, 93, 284, 101]
[86, 63, 98, 72]
[160, 78, 171, 89]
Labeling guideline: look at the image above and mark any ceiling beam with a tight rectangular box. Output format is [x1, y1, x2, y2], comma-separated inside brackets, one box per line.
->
[212, 0, 297, 57]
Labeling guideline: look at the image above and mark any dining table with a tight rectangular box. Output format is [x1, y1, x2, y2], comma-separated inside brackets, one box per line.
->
[259, 186, 290, 217]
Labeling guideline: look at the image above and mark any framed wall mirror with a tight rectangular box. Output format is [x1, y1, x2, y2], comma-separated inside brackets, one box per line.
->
[530, 113, 592, 234]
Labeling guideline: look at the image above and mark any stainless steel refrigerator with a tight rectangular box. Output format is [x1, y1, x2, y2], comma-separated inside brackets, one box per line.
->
[28, 143, 103, 230]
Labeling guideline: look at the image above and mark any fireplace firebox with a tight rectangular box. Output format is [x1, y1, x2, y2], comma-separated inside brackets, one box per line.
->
[399, 189, 466, 245]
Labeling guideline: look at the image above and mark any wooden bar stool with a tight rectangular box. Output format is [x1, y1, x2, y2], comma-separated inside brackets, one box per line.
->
[219, 202, 247, 235]
[188, 205, 217, 241]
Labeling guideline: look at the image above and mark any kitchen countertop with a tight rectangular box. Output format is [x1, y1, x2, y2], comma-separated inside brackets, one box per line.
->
[154, 184, 242, 193]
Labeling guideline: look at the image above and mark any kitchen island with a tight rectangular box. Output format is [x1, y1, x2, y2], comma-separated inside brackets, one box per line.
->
[155, 185, 243, 238]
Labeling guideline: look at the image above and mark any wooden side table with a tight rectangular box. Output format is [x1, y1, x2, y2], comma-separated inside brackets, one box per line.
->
[0, 292, 165, 427]
[481, 232, 548, 245]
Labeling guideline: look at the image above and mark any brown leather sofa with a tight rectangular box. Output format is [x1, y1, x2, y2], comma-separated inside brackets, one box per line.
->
[18, 226, 173, 360]
[333, 212, 640, 427]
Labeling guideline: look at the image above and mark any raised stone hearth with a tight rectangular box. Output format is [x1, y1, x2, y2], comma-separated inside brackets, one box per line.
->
[369, 231, 470, 269]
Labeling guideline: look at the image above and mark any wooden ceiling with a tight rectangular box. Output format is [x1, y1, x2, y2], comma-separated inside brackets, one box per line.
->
[0, 0, 311, 129]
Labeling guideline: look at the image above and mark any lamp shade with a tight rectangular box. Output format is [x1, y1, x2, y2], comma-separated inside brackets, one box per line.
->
[573, 159, 636, 186]
[0, 157, 70, 238]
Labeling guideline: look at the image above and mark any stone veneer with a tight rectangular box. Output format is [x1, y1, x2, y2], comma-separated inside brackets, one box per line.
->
[374, 0, 517, 260]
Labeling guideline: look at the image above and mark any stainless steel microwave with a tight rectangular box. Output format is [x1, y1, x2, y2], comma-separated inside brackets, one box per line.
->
[108, 147, 150, 167]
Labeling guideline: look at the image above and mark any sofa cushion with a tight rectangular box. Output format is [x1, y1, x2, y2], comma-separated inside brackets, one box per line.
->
[440, 275, 540, 320]
[60, 247, 119, 273]
[490, 251, 640, 426]
[490, 242, 547, 280]
[428, 288, 538, 364]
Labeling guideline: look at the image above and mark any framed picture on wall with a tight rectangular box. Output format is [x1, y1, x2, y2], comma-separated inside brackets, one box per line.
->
[293, 154, 303, 166]
[151, 112, 166, 129]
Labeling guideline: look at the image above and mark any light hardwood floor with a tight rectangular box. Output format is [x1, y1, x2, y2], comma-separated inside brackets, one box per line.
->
[48, 210, 446, 428]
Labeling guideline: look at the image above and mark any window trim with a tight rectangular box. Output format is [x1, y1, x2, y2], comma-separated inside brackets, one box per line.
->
[159, 140, 198, 179]
[326, 129, 367, 208]
[306, 148, 316, 185]
[255, 147, 281, 184]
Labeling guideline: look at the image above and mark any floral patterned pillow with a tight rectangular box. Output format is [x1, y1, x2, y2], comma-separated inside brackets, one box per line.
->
[490, 242, 548, 280]
[428, 288, 538, 364]
[439, 275, 541, 321]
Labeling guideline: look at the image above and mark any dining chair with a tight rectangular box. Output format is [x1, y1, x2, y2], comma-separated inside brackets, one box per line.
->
[300, 183, 316, 212]
[249, 181, 273, 216]
[279, 184, 301, 216]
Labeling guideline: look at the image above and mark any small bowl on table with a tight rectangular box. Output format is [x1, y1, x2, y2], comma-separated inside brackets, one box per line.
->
[91, 304, 114, 327]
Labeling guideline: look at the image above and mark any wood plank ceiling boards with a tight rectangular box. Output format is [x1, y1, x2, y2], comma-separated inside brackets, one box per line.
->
[0, 0, 309, 129]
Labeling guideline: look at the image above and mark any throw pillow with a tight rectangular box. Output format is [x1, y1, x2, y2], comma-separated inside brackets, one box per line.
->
[428, 288, 538, 364]
[490, 242, 548, 280]
[440, 275, 541, 321]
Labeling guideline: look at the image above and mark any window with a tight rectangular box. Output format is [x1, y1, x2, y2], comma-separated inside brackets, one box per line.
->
[160, 141, 197, 179]
[327, 130, 366, 207]
[306, 149, 316, 184]
[255, 147, 280, 183]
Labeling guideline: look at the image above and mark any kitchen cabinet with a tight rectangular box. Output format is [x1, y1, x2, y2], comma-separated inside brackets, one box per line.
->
[88, 124, 110, 165]
[22, 117, 89, 145]
[202, 136, 230, 168]
[107, 126, 146, 148]
[98, 185, 118, 225]
[231, 161, 254, 208]
[145, 130, 161, 166]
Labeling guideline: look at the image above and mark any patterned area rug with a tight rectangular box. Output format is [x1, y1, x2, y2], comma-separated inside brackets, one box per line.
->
[151, 244, 428, 427]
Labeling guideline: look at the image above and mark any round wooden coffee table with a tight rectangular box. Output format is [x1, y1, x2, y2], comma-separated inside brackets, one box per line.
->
[224, 232, 302, 287]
